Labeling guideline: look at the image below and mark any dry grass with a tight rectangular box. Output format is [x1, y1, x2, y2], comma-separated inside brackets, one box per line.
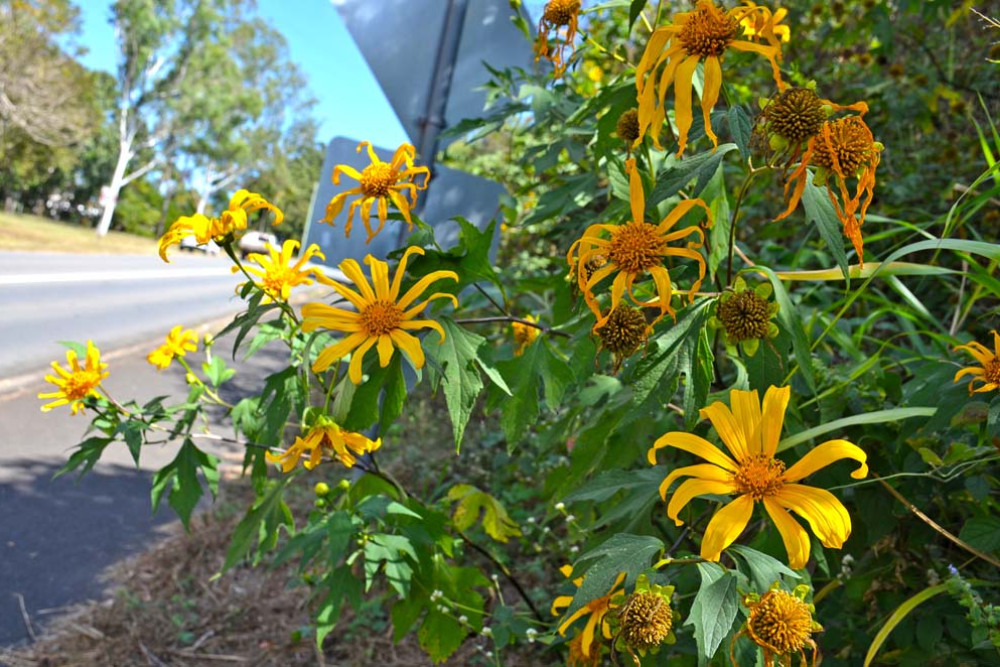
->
[0, 212, 158, 254]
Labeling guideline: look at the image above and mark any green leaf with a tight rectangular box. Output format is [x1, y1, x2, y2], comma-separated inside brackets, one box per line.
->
[57, 340, 87, 357]
[629, 299, 712, 409]
[424, 318, 491, 449]
[447, 484, 522, 543]
[685, 563, 741, 660]
[115, 419, 144, 466]
[563, 534, 663, 619]
[728, 544, 800, 594]
[628, 0, 647, 31]
[749, 265, 817, 394]
[802, 179, 851, 281]
[563, 467, 665, 503]
[202, 355, 235, 387]
[418, 609, 466, 664]
[958, 517, 1000, 553]
[728, 105, 753, 157]
[777, 407, 936, 452]
[54, 436, 112, 479]
[648, 143, 739, 206]
[496, 339, 574, 448]
[363, 534, 417, 596]
[703, 162, 732, 280]
[315, 564, 362, 648]
[151, 439, 219, 529]
[864, 584, 948, 666]
[221, 478, 293, 572]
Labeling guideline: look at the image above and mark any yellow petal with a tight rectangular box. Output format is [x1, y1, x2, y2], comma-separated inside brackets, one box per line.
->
[348, 337, 377, 384]
[340, 258, 377, 302]
[760, 385, 790, 457]
[763, 497, 811, 569]
[672, 53, 701, 157]
[776, 484, 852, 548]
[730, 388, 763, 455]
[551, 594, 574, 617]
[397, 272, 459, 311]
[701, 399, 749, 463]
[312, 333, 367, 373]
[666, 478, 736, 526]
[700, 55, 722, 148]
[659, 463, 734, 500]
[626, 157, 644, 224]
[648, 431, 739, 472]
[782, 439, 868, 482]
[390, 329, 425, 369]
[376, 334, 395, 367]
[699, 494, 754, 562]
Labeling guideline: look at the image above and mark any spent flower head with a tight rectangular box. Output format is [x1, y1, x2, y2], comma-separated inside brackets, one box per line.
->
[734, 584, 822, 667]
[534, 0, 582, 78]
[710, 276, 779, 357]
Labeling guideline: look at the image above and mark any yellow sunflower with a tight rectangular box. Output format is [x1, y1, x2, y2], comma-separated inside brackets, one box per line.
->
[535, 0, 582, 78]
[953, 330, 1000, 394]
[648, 385, 868, 569]
[301, 246, 458, 384]
[511, 315, 540, 357]
[567, 158, 709, 330]
[321, 141, 430, 244]
[635, 0, 788, 156]
[147, 325, 199, 371]
[266, 416, 381, 471]
[551, 565, 626, 659]
[39, 340, 109, 415]
[235, 239, 326, 303]
[158, 189, 283, 262]
[777, 114, 882, 264]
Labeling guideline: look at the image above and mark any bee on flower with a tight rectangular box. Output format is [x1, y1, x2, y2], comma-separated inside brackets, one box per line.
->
[534, 0, 582, 78]
[322, 142, 430, 244]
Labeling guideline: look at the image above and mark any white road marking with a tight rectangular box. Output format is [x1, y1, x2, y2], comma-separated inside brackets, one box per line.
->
[0, 267, 233, 285]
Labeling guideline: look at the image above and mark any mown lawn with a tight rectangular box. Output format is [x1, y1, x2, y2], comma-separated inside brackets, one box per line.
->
[0, 212, 158, 255]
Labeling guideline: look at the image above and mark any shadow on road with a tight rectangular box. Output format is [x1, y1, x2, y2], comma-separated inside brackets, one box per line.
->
[0, 459, 175, 648]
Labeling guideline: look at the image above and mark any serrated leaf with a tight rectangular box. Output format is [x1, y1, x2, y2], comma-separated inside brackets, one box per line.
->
[364, 534, 417, 596]
[222, 478, 293, 572]
[424, 319, 489, 449]
[649, 143, 739, 206]
[728, 544, 800, 594]
[496, 339, 573, 448]
[151, 439, 219, 529]
[686, 563, 740, 660]
[447, 484, 521, 543]
[959, 516, 1000, 553]
[315, 564, 362, 648]
[802, 179, 851, 281]
[728, 105, 753, 157]
[418, 609, 466, 663]
[563, 534, 663, 619]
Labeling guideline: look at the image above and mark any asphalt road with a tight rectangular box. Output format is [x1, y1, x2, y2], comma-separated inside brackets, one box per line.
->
[0, 250, 324, 648]
[0, 250, 246, 382]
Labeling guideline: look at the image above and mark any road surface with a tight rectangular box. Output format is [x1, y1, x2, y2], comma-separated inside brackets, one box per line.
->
[0, 251, 246, 382]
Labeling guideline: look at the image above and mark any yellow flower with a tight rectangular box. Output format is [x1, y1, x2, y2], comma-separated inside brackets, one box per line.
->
[322, 141, 430, 244]
[777, 114, 882, 264]
[266, 416, 381, 472]
[567, 158, 709, 330]
[735, 585, 821, 667]
[39, 340, 109, 415]
[512, 315, 540, 356]
[648, 385, 868, 569]
[146, 326, 199, 371]
[235, 239, 325, 303]
[534, 0, 581, 78]
[635, 0, 787, 156]
[158, 189, 283, 262]
[301, 246, 458, 384]
[954, 330, 1000, 394]
[551, 565, 626, 659]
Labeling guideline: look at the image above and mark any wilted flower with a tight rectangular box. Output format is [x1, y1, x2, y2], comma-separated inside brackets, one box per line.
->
[534, 0, 581, 78]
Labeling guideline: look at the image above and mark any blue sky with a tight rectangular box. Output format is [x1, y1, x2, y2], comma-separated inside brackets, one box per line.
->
[76, 0, 410, 147]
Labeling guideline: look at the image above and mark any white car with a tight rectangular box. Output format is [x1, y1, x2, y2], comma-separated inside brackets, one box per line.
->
[179, 235, 221, 255]
[238, 231, 278, 258]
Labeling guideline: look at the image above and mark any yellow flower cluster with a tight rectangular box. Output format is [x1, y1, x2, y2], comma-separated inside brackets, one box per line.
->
[147, 325, 199, 371]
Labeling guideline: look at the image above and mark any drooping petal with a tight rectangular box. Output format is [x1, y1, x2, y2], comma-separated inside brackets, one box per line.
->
[376, 334, 395, 367]
[666, 478, 736, 526]
[700, 55, 722, 148]
[776, 484, 852, 548]
[339, 258, 377, 302]
[763, 497, 811, 569]
[626, 157, 645, 224]
[390, 329, 425, 369]
[782, 439, 869, 482]
[659, 463, 734, 500]
[648, 431, 740, 472]
[700, 494, 755, 562]
[672, 54, 701, 157]
[397, 271, 459, 311]
[348, 337, 378, 384]
[311, 333, 367, 373]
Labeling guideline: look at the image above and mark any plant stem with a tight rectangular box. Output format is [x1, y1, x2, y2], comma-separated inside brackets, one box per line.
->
[455, 315, 571, 338]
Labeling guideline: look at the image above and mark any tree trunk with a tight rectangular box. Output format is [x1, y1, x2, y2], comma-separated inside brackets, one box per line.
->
[95, 141, 131, 237]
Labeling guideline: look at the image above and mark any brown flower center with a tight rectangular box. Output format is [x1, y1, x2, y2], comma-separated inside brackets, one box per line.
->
[360, 300, 403, 336]
[618, 592, 673, 650]
[360, 162, 397, 199]
[717, 289, 770, 342]
[608, 222, 666, 273]
[810, 117, 875, 175]
[543, 0, 580, 26]
[678, 4, 739, 58]
[63, 371, 102, 401]
[985, 359, 1000, 384]
[765, 88, 826, 143]
[597, 305, 648, 357]
[746, 590, 814, 655]
[617, 109, 640, 144]
[734, 453, 785, 500]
